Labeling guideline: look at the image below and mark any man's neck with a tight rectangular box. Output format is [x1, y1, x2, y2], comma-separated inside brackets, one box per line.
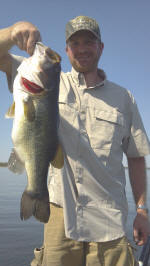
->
[83, 69, 103, 88]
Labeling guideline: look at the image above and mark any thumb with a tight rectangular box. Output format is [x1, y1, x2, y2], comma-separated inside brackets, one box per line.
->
[133, 227, 139, 244]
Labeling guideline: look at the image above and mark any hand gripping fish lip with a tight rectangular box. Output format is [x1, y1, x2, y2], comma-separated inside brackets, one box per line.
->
[21, 77, 44, 94]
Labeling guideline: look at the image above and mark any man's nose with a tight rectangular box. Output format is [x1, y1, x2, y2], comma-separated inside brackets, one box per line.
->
[78, 43, 88, 53]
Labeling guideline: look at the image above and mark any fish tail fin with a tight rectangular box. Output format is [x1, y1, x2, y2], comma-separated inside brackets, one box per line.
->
[20, 191, 50, 223]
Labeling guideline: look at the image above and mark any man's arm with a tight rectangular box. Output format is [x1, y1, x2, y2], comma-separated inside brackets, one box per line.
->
[0, 21, 41, 78]
[127, 156, 150, 246]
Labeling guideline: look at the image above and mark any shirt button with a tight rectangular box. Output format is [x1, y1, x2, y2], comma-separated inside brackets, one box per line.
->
[76, 177, 82, 184]
[81, 110, 85, 114]
[77, 205, 82, 211]
[80, 129, 85, 134]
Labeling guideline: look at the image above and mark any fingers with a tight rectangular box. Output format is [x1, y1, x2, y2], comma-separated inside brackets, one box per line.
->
[11, 21, 41, 55]
[133, 213, 150, 246]
[27, 32, 42, 55]
[133, 227, 139, 244]
[133, 227, 148, 246]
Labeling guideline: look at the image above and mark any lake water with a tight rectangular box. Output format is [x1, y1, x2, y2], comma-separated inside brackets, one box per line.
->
[0, 168, 150, 266]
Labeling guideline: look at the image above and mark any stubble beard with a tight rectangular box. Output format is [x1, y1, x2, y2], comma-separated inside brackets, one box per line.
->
[71, 54, 100, 73]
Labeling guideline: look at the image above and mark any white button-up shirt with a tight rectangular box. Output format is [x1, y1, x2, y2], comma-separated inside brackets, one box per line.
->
[11, 55, 150, 242]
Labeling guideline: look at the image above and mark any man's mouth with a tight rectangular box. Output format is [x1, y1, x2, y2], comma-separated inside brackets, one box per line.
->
[77, 56, 90, 62]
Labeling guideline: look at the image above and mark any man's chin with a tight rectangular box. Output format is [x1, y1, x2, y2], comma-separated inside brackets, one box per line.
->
[74, 64, 90, 73]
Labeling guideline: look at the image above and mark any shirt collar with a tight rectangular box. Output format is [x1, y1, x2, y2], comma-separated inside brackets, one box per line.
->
[71, 67, 106, 89]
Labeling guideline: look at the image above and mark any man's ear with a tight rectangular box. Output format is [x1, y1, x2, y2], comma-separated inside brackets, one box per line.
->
[99, 42, 104, 56]
[66, 44, 69, 54]
[101, 42, 104, 49]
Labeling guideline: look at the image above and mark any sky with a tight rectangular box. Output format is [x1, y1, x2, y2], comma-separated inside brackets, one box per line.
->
[0, 0, 150, 166]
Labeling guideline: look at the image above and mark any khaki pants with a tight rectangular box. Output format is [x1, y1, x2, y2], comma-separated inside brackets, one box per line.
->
[31, 203, 138, 266]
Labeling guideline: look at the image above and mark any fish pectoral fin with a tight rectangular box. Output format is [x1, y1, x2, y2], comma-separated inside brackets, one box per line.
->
[51, 143, 64, 169]
[8, 148, 25, 174]
[0, 148, 24, 173]
[23, 97, 35, 122]
[5, 101, 15, 118]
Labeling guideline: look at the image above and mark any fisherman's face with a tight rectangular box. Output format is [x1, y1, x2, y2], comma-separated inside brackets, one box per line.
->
[66, 30, 104, 73]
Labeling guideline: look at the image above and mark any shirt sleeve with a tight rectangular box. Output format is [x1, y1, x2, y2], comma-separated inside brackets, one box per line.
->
[8, 54, 25, 92]
[123, 92, 150, 157]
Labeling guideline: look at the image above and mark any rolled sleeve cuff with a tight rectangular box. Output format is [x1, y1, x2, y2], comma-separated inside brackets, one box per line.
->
[125, 131, 150, 157]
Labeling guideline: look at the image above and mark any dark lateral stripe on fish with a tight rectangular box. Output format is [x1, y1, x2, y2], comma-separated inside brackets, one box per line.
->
[21, 77, 44, 94]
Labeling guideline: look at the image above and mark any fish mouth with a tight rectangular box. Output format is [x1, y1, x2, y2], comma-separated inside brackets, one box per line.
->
[21, 77, 45, 94]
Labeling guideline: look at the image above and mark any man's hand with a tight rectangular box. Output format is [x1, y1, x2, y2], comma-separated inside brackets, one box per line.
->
[0, 21, 41, 75]
[127, 157, 150, 245]
[10, 21, 41, 55]
[133, 210, 150, 246]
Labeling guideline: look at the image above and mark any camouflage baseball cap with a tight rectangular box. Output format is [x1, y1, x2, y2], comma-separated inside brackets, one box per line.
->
[66, 15, 101, 41]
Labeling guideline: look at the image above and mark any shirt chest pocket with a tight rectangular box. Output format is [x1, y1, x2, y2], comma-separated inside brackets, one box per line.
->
[89, 109, 125, 150]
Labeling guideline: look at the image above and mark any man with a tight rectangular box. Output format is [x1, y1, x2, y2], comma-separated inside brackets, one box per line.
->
[0, 16, 150, 266]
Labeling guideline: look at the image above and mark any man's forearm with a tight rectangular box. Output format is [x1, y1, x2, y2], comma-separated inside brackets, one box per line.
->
[0, 21, 41, 75]
[127, 157, 147, 207]
[0, 25, 15, 75]
[0, 26, 14, 57]
[128, 157, 150, 246]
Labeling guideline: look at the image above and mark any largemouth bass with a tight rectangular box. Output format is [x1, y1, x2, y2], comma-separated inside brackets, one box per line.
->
[4, 42, 63, 223]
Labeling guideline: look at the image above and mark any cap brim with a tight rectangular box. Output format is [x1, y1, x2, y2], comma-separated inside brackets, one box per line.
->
[66, 28, 100, 41]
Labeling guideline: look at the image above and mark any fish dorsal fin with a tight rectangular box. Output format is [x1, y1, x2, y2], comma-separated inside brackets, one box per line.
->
[23, 96, 35, 122]
[51, 143, 64, 169]
[5, 101, 15, 118]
